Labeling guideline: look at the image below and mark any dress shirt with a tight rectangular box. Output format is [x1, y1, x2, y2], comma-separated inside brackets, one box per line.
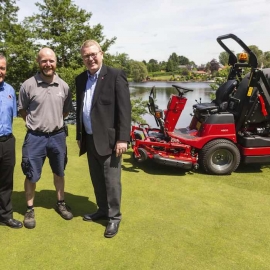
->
[0, 81, 17, 136]
[83, 67, 101, 134]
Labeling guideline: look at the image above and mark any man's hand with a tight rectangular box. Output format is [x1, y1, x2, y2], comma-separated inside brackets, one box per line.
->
[19, 109, 27, 122]
[114, 140, 128, 157]
[77, 140, 81, 148]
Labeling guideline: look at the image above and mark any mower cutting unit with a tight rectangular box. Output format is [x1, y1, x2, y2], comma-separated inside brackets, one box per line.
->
[131, 34, 270, 175]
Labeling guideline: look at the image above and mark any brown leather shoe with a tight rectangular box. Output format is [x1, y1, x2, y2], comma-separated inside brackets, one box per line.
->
[0, 218, 23, 229]
[104, 222, 119, 238]
[83, 211, 107, 222]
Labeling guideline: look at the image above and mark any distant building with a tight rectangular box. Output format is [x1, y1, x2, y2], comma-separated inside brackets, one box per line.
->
[193, 70, 207, 75]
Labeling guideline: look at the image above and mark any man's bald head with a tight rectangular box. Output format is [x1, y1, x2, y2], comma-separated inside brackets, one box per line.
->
[37, 47, 57, 81]
[37, 47, 57, 62]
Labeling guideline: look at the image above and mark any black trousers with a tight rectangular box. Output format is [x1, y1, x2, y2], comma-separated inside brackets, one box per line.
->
[0, 135, 15, 221]
[86, 134, 122, 223]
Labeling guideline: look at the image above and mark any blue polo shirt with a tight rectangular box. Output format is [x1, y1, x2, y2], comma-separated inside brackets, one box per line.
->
[0, 81, 17, 136]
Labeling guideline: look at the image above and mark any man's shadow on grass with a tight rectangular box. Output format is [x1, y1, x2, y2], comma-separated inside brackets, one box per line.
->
[12, 190, 98, 219]
[122, 152, 189, 176]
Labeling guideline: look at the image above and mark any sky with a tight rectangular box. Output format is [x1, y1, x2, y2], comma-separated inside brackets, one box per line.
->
[16, 0, 270, 65]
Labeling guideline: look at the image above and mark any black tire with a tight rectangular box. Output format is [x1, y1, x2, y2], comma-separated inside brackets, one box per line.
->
[199, 139, 240, 175]
[132, 148, 148, 163]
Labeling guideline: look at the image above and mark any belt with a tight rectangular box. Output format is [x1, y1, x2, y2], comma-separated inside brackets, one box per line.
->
[27, 127, 65, 136]
[0, 134, 13, 142]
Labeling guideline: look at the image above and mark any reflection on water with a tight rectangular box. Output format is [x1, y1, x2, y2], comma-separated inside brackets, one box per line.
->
[129, 81, 214, 128]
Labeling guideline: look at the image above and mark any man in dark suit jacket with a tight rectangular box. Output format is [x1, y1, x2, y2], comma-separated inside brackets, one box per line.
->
[75, 40, 131, 238]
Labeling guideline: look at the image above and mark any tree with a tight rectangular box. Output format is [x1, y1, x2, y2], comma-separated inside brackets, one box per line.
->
[262, 51, 270, 68]
[23, 0, 116, 69]
[57, 66, 85, 100]
[130, 61, 148, 82]
[0, 0, 37, 90]
[178, 55, 189, 65]
[219, 51, 230, 66]
[0, 0, 18, 41]
[189, 61, 197, 69]
[131, 98, 148, 124]
[166, 59, 174, 72]
[248, 45, 263, 67]
[147, 59, 159, 73]
[159, 61, 167, 71]
[179, 68, 190, 76]
[104, 52, 131, 76]
[209, 59, 220, 74]
[166, 52, 179, 72]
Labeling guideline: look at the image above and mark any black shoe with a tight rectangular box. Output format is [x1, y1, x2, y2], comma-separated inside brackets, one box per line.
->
[23, 209, 36, 229]
[83, 211, 107, 222]
[104, 222, 119, 238]
[0, 218, 23, 229]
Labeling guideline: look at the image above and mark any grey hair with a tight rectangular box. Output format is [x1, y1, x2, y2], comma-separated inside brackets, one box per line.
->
[80, 40, 102, 52]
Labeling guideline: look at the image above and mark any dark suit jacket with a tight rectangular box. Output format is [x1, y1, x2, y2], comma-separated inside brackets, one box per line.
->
[75, 65, 131, 156]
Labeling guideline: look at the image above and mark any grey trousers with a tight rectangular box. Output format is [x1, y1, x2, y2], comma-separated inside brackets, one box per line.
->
[85, 134, 122, 223]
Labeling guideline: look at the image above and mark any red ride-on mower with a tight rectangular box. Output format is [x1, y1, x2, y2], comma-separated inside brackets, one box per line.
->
[130, 33, 270, 175]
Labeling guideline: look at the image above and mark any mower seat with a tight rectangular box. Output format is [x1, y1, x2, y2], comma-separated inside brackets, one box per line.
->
[228, 69, 270, 125]
[246, 68, 270, 124]
[227, 76, 249, 119]
[194, 79, 238, 113]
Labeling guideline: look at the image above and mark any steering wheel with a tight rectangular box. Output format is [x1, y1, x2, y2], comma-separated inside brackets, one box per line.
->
[172, 85, 193, 96]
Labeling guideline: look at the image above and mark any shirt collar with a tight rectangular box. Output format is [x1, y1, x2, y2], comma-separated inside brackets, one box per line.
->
[87, 66, 102, 80]
[35, 72, 60, 85]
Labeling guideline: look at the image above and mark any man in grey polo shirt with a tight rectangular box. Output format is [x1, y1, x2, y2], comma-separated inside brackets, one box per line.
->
[18, 47, 73, 229]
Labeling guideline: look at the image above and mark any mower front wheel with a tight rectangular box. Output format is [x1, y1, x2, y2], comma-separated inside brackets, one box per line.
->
[200, 139, 240, 175]
[132, 148, 148, 163]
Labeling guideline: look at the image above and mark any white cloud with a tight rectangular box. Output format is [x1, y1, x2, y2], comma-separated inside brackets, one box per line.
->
[17, 0, 270, 65]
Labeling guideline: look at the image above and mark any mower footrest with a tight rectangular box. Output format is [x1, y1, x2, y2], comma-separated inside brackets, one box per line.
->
[153, 154, 193, 170]
[238, 135, 270, 147]
[242, 155, 270, 164]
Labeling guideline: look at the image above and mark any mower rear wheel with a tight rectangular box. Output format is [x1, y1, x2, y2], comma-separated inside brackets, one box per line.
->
[133, 148, 148, 163]
[200, 139, 240, 175]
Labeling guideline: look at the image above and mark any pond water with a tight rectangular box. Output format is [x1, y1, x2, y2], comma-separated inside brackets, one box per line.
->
[65, 81, 214, 127]
[129, 81, 214, 128]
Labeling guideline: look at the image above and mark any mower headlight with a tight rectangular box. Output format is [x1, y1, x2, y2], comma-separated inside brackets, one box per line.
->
[155, 110, 163, 119]
[238, 52, 248, 63]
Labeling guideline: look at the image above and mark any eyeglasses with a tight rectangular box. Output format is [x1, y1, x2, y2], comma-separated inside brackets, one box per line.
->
[83, 51, 101, 60]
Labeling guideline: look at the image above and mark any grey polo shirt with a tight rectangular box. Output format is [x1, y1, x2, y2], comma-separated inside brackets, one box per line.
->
[18, 72, 72, 132]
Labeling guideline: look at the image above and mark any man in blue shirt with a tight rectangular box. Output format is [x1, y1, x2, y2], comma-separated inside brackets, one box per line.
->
[0, 53, 23, 229]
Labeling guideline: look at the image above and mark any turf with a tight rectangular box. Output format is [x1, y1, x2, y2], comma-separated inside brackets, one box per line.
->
[1, 118, 270, 269]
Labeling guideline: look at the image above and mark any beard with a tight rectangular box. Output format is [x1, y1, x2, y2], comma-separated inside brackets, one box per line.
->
[41, 68, 55, 77]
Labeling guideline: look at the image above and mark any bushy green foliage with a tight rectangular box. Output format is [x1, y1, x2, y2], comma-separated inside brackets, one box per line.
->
[149, 71, 171, 77]
[129, 61, 148, 82]
[58, 66, 85, 99]
[219, 51, 230, 66]
[0, 0, 38, 90]
[131, 97, 148, 124]
[179, 67, 190, 76]
[23, 0, 116, 69]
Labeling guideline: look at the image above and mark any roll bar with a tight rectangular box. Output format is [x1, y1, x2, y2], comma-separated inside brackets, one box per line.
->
[217, 33, 258, 68]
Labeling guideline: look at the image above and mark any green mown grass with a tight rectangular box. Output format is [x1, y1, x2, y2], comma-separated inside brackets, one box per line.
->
[1, 118, 270, 269]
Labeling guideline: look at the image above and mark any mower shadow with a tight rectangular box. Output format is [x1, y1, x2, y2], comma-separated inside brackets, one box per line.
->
[123, 152, 270, 176]
[234, 163, 270, 174]
[12, 190, 97, 218]
[122, 152, 191, 176]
